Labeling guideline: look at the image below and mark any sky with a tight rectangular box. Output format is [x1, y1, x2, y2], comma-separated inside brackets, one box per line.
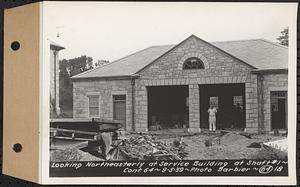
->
[43, 2, 297, 62]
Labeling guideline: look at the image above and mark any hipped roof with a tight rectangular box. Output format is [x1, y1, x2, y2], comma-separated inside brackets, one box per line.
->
[72, 35, 288, 79]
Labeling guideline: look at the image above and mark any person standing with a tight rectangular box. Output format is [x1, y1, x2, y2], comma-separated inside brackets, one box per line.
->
[208, 105, 218, 132]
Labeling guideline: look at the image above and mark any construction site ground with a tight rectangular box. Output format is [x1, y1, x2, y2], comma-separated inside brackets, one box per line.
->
[50, 129, 287, 162]
[152, 129, 286, 160]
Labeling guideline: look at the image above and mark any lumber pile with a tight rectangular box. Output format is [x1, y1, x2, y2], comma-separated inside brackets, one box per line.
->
[107, 135, 187, 160]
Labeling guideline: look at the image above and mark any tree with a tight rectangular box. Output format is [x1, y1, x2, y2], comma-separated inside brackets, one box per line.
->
[94, 59, 110, 68]
[277, 27, 289, 47]
[59, 55, 93, 117]
[66, 55, 93, 76]
[59, 56, 109, 117]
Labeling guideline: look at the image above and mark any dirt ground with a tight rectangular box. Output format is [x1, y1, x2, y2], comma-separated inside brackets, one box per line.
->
[50, 131, 287, 161]
[51, 148, 104, 161]
[50, 139, 104, 161]
[155, 132, 287, 160]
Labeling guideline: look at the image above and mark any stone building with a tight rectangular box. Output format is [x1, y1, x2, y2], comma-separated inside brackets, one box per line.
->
[72, 35, 288, 133]
[50, 41, 65, 118]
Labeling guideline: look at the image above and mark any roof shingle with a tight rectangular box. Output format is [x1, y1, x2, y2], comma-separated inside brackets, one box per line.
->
[72, 45, 174, 79]
[212, 39, 288, 70]
[72, 37, 288, 79]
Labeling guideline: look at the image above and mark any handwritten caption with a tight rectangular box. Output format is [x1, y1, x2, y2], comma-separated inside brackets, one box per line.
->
[50, 159, 288, 176]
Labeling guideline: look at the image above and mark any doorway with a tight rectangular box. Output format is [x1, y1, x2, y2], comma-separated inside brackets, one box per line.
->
[113, 95, 126, 129]
[147, 86, 189, 130]
[199, 83, 245, 130]
[271, 91, 287, 130]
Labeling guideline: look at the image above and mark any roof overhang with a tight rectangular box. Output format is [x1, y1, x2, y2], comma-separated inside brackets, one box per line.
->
[71, 74, 140, 81]
[50, 41, 65, 51]
[251, 68, 288, 74]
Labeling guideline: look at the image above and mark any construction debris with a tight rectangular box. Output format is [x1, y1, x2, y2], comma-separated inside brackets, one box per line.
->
[239, 132, 252, 139]
[247, 142, 262, 148]
[263, 138, 288, 154]
[106, 135, 187, 160]
[50, 130, 288, 162]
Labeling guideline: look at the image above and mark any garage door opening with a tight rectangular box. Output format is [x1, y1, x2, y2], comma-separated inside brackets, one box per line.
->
[148, 86, 189, 130]
[199, 83, 245, 130]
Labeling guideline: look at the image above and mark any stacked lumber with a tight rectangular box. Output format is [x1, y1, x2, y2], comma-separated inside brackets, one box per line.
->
[107, 135, 187, 160]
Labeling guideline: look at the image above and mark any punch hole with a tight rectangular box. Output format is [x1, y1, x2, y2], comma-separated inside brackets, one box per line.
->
[13, 143, 22, 153]
[11, 41, 20, 51]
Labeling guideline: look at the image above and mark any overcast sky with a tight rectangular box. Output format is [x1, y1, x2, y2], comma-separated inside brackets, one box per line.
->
[43, 2, 297, 62]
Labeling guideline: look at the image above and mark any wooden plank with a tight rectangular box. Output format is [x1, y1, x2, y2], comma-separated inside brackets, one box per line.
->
[52, 136, 96, 141]
[50, 117, 122, 125]
[50, 128, 98, 135]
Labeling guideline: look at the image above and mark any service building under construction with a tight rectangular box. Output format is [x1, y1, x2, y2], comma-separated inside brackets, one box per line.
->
[72, 35, 288, 133]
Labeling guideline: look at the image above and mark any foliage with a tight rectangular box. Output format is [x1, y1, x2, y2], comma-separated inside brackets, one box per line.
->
[59, 56, 93, 117]
[95, 59, 110, 68]
[276, 27, 288, 47]
[66, 55, 93, 77]
[59, 56, 109, 118]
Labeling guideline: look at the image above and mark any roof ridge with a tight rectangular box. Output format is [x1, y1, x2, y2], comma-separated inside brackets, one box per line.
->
[212, 38, 288, 49]
[211, 38, 262, 44]
[149, 44, 175, 47]
[258, 38, 288, 49]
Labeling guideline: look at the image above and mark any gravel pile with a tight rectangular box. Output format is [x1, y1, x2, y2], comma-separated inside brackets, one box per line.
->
[50, 148, 103, 162]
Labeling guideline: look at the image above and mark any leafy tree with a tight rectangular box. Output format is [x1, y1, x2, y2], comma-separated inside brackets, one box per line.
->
[67, 55, 93, 76]
[59, 55, 93, 117]
[95, 59, 110, 68]
[59, 59, 73, 117]
[277, 27, 289, 47]
[59, 56, 109, 118]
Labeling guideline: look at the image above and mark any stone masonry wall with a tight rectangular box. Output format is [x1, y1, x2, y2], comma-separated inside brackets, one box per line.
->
[188, 84, 200, 132]
[135, 36, 259, 132]
[73, 79, 133, 130]
[134, 85, 148, 132]
[245, 74, 259, 133]
[262, 73, 288, 132]
[72, 36, 271, 133]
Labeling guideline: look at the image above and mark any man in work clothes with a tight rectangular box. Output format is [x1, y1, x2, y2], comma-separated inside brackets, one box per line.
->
[208, 105, 218, 131]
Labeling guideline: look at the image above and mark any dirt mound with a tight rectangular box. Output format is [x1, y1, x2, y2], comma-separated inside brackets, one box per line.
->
[219, 132, 251, 145]
[50, 148, 103, 162]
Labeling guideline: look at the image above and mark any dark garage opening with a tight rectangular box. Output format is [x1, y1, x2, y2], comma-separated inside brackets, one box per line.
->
[148, 86, 189, 130]
[200, 83, 245, 130]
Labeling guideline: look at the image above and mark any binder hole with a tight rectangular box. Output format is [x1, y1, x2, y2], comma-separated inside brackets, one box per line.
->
[13, 143, 22, 153]
[11, 41, 20, 51]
